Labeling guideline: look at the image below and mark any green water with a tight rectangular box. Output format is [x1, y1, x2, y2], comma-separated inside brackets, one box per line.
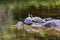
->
[0, 0, 60, 40]
[0, 25, 34, 40]
[0, 25, 60, 40]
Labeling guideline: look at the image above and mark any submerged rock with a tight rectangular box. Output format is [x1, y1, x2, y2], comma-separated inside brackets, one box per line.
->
[43, 19, 60, 31]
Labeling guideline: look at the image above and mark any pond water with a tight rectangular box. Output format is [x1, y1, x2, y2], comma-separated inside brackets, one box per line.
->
[0, 7, 60, 40]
